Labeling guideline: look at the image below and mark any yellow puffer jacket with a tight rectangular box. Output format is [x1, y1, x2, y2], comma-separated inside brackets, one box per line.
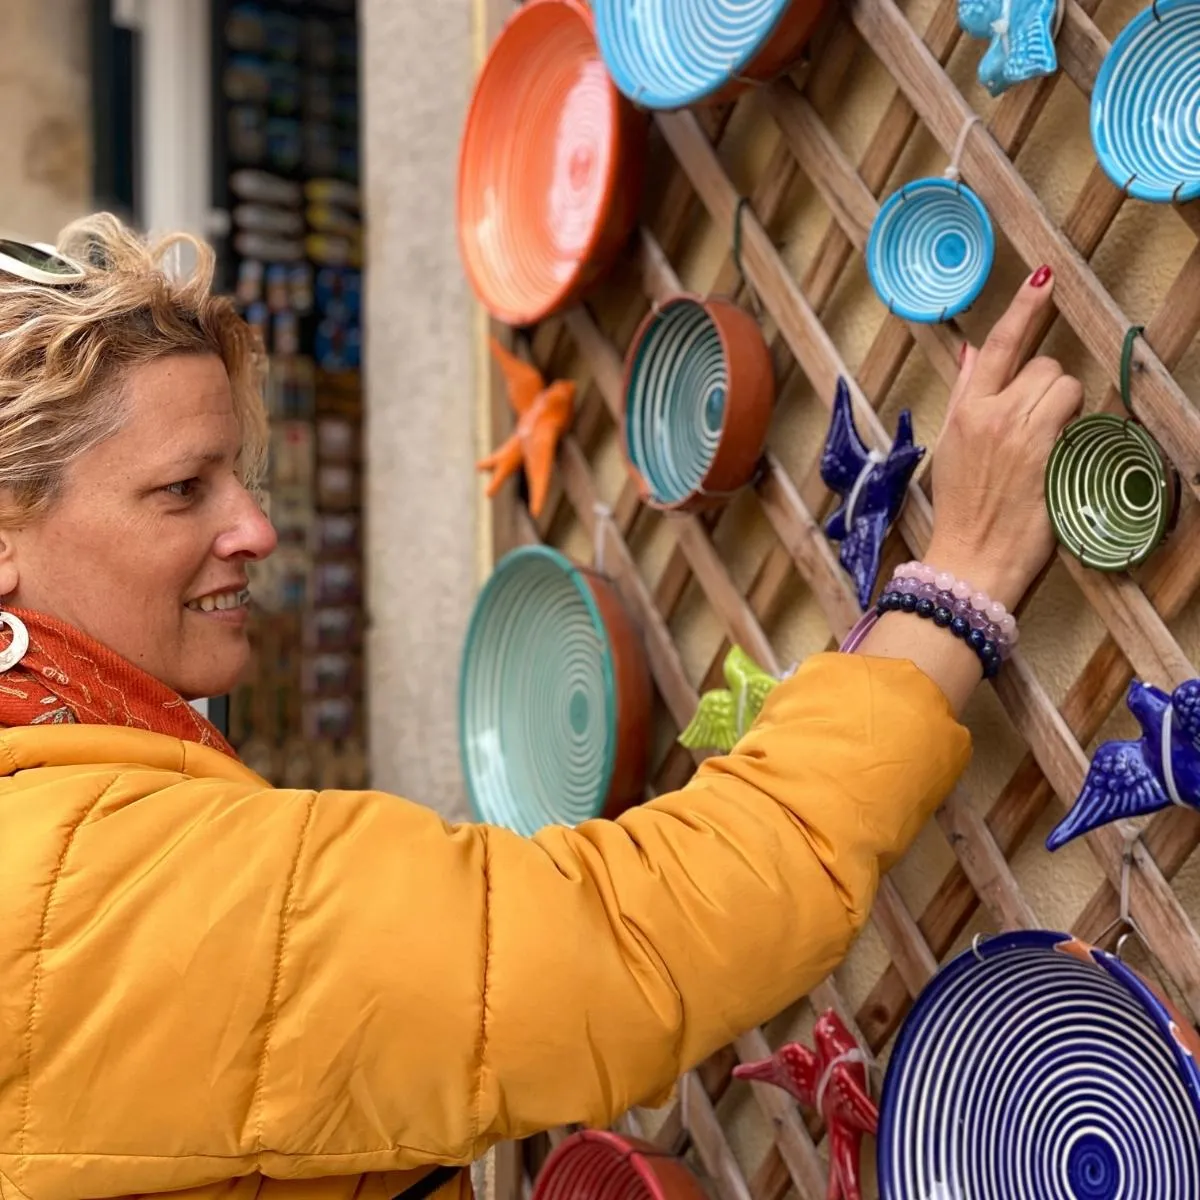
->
[0, 652, 969, 1200]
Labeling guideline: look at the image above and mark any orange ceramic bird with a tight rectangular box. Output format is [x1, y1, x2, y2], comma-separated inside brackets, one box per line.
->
[733, 1010, 878, 1200]
[478, 336, 576, 519]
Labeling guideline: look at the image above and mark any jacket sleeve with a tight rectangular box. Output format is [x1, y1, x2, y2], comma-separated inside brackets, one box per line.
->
[14, 652, 969, 1196]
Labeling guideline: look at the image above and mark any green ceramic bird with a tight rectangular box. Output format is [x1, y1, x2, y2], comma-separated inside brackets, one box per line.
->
[678, 646, 781, 753]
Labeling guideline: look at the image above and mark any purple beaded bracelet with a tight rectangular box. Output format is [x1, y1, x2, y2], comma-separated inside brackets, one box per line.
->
[838, 561, 1019, 680]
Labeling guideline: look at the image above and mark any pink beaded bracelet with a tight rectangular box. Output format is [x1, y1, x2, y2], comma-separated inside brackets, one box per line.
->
[891, 561, 1018, 644]
[838, 561, 1020, 673]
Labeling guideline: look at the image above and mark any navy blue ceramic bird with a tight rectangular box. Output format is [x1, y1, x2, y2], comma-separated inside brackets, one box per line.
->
[821, 376, 925, 610]
[1046, 678, 1200, 852]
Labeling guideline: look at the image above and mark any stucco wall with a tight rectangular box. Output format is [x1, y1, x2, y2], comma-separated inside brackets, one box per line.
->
[361, 0, 479, 820]
[0, 2, 90, 241]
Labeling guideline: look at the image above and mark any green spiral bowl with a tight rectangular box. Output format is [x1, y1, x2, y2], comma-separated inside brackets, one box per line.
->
[1045, 413, 1177, 572]
[458, 545, 652, 836]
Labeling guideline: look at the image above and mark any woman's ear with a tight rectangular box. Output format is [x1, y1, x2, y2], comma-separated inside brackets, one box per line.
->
[0, 530, 21, 597]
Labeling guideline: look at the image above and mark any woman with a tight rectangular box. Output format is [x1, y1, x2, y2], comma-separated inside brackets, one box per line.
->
[0, 218, 1077, 1200]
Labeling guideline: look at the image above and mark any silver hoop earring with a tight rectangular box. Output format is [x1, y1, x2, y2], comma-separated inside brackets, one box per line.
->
[0, 610, 30, 672]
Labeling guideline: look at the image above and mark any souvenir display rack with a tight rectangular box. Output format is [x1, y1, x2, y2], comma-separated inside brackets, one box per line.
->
[210, 0, 368, 789]
[478, 0, 1200, 1195]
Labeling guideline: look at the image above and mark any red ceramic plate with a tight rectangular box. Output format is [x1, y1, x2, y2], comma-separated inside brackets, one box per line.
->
[457, 0, 647, 326]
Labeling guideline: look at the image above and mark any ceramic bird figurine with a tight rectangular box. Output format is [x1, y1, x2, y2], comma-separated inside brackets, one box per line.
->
[821, 376, 925, 610]
[478, 337, 576, 519]
[1046, 678, 1200, 851]
[734, 1010, 878, 1200]
[677, 646, 784, 753]
[958, 0, 1062, 97]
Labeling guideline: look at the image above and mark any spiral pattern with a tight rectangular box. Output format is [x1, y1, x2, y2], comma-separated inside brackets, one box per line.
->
[866, 178, 995, 324]
[458, 2, 621, 324]
[1092, 0, 1200, 203]
[459, 547, 616, 837]
[1046, 414, 1173, 571]
[879, 932, 1200, 1199]
[593, 0, 792, 109]
[626, 300, 728, 506]
[534, 1136, 650, 1200]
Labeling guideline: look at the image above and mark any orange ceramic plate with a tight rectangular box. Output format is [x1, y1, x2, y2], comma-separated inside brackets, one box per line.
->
[457, 0, 646, 326]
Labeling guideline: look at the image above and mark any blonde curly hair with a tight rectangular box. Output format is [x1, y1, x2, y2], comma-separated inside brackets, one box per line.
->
[0, 212, 268, 523]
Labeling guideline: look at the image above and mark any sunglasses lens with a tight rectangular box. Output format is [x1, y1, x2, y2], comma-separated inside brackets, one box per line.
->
[0, 239, 83, 277]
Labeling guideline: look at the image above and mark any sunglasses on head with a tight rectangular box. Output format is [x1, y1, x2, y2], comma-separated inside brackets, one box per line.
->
[0, 238, 86, 286]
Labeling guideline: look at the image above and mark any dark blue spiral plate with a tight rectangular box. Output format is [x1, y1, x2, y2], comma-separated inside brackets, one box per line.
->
[866, 177, 995, 324]
[458, 545, 617, 837]
[878, 930, 1200, 1198]
[593, 0, 792, 110]
[1092, 0, 1200, 204]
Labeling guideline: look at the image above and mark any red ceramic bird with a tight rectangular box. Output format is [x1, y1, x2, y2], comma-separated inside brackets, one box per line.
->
[478, 336, 576, 519]
[733, 1010, 878, 1200]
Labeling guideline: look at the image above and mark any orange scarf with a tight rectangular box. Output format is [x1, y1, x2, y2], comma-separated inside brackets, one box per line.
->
[0, 607, 237, 757]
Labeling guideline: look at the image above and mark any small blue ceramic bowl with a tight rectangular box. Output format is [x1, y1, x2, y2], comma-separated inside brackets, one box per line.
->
[866, 177, 995, 324]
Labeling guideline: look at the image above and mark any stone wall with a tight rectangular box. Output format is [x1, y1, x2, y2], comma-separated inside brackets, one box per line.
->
[0, 2, 90, 241]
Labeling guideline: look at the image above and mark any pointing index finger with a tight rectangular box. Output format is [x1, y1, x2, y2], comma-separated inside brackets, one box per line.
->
[967, 265, 1056, 397]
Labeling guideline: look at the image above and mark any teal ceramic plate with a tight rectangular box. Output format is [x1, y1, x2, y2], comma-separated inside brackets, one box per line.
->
[458, 546, 649, 835]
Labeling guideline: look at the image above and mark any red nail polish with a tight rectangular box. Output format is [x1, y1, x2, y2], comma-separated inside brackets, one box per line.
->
[1031, 264, 1052, 288]
[958, 341, 968, 367]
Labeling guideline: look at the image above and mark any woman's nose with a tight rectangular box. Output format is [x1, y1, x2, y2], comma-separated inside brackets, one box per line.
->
[214, 485, 279, 561]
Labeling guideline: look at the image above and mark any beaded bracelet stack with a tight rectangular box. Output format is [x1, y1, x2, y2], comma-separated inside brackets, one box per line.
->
[839, 561, 1018, 679]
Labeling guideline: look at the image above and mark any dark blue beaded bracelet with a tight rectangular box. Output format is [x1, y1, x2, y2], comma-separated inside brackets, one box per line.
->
[875, 588, 1001, 679]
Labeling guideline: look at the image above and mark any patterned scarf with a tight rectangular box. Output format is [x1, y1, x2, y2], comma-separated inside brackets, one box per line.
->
[0, 606, 237, 757]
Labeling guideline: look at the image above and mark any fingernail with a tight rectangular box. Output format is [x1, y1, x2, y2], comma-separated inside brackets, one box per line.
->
[958, 341, 968, 367]
[1031, 264, 1052, 288]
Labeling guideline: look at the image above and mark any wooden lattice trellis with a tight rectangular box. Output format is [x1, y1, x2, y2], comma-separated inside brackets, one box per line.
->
[476, 0, 1200, 1197]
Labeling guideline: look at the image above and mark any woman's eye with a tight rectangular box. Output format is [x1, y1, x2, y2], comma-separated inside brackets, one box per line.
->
[163, 479, 200, 499]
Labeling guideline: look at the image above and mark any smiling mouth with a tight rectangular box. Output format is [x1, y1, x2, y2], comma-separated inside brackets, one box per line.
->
[184, 588, 251, 613]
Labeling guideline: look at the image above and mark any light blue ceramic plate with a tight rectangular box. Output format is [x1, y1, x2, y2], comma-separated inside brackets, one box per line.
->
[458, 546, 617, 837]
[866, 177, 995, 324]
[592, 0, 793, 110]
[1092, 0, 1200, 204]
[878, 930, 1200, 1198]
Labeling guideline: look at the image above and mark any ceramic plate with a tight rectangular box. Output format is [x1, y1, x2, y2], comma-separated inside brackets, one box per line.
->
[593, 0, 809, 109]
[878, 930, 1200, 1198]
[459, 546, 649, 836]
[1092, 0, 1200, 203]
[1045, 413, 1175, 571]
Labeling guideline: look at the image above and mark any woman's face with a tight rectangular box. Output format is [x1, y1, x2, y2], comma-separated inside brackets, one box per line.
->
[0, 353, 277, 699]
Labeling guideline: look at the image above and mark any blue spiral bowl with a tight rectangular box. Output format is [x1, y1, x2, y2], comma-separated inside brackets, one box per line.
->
[878, 930, 1200, 1198]
[1092, 0, 1200, 204]
[593, 0, 822, 110]
[866, 177, 995, 324]
[622, 295, 774, 511]
[458, 546, 651, 837]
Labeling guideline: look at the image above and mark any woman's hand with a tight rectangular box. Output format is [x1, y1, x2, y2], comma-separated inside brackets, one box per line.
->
[857, 267, 1083, 713]
[924, 265, 1083, 611]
